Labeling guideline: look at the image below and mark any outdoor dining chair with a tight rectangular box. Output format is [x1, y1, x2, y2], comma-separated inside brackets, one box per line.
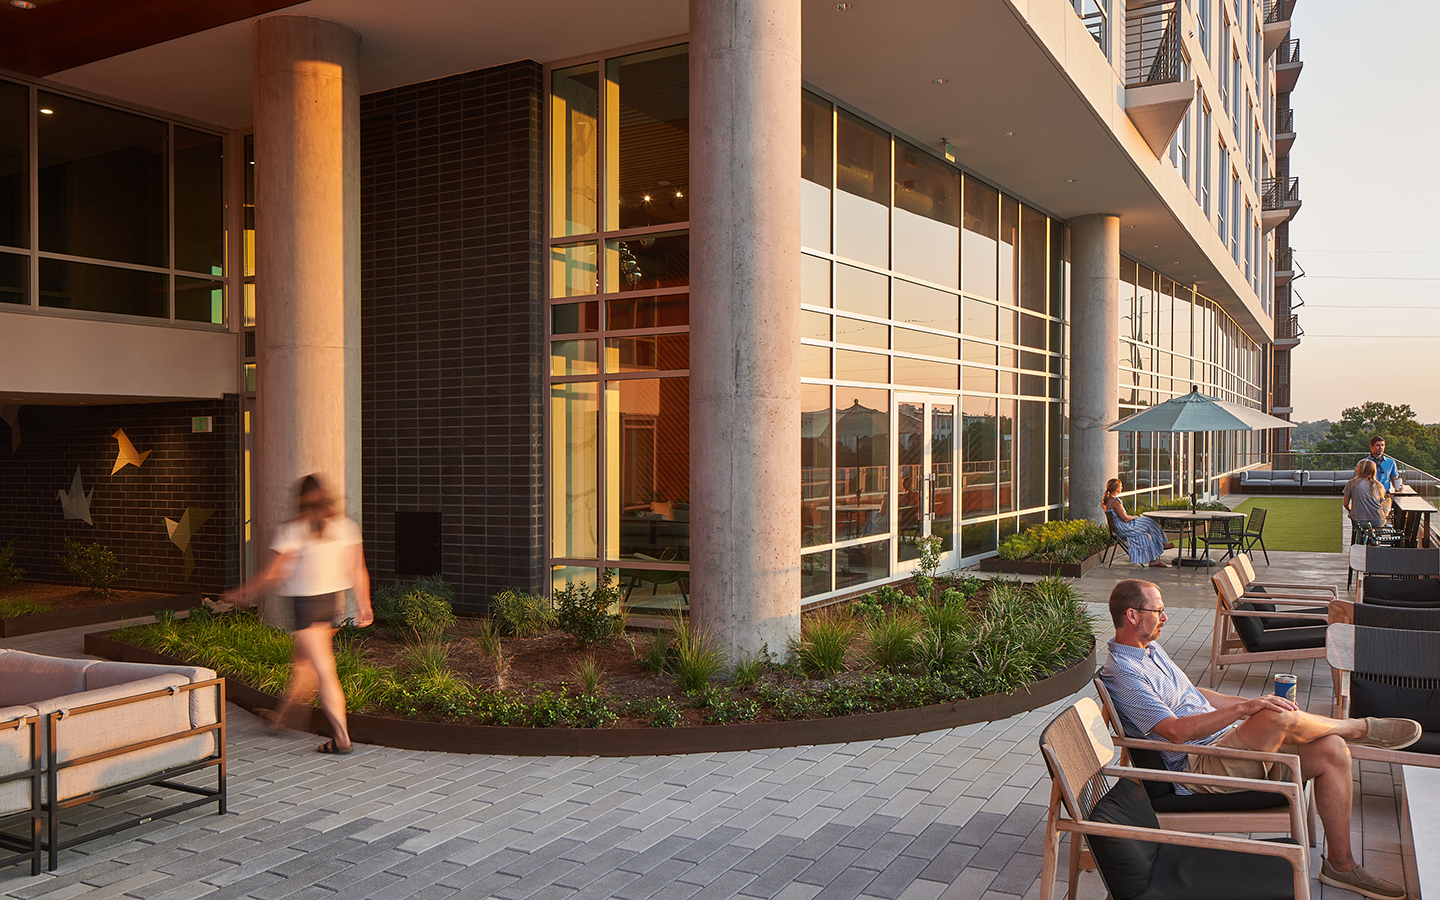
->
[1199, 515, 1246, 563]
[1037, 697, 1310, 900]
[1103, 510, 1132, 567]
[1092, 678, 1314, 846]
[1209, 566, 1328, 688]
[1240, 507, 1270, 564]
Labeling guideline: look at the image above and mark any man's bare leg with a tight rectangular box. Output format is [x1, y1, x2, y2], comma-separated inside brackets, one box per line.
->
[1235, 709, 1361, 868]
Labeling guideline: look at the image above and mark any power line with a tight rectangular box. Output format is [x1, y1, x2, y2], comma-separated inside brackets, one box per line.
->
[1304, 275, 1440, 281]
[1303, 334, 1440, 338]
[1304, 305, 1440, 310]
[1299, 249, 1440, 254]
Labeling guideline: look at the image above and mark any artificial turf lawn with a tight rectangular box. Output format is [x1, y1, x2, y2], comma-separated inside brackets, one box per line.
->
[1232, 497, 1342, 553]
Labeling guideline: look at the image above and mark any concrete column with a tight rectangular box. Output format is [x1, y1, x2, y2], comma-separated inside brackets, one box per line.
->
[1068, 214, 1120, 523]
[252, 16, 362, 612]
[689, 0, 802, 660]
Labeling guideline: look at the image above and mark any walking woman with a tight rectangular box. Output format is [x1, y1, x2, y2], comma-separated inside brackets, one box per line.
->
[224, 474, 373, 753]
[1102, 478, 1171, 567]
[1343, 459, 1387, 533]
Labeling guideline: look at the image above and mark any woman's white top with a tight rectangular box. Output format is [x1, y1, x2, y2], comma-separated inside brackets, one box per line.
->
[271, 516, 362, 597]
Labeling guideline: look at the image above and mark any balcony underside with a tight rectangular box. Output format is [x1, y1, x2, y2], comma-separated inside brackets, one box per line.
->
[1263, 20, 1291, 59]
[1124, 79, 1195, 158]
[1262, 202, 1300, 233]
[1276, 61, 1303, 93]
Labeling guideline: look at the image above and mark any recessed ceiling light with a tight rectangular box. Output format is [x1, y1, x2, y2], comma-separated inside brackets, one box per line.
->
[642, 194, 652, 202]
[657, 180, 671, 186]
[932, 78, 948, 85]
[1002, 131, 1016, 137]
[10, 1, 37, 9]
[1152, 245, 1159, 248]
[1064, 178, 1076, 183]
[39, 108, 53, 115]
[834, 2, 853, 9]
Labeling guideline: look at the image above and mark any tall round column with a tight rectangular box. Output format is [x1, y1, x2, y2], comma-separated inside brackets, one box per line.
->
[689, 0, 802, 659]
[1068, 214, 1120, 523]
[252, 16, 362, 608]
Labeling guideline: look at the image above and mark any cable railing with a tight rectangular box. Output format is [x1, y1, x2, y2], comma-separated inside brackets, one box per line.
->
[1125, 0, 1182, 87]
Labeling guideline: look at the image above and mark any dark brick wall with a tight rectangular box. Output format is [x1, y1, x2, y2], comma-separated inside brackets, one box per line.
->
[360, 60, 547, 613]
[0, 399, 239, 593]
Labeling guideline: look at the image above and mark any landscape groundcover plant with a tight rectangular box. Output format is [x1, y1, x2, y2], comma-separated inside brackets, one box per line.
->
[113, 564, 1095, 730]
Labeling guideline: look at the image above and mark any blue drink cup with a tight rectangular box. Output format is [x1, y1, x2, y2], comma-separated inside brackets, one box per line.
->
[1274, 673, 1297, 704]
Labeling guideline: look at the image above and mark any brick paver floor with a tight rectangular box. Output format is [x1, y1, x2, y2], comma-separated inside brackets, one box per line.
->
[0, 544, 1408, 899]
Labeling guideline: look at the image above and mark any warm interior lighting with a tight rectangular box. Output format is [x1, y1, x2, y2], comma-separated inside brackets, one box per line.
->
[39, 108, 54, 115]
[10, 1, 37, 9]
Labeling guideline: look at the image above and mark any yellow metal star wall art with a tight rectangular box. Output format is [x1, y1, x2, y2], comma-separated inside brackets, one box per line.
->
[165, 508, 213, 579]
[111, 428, 152, 474]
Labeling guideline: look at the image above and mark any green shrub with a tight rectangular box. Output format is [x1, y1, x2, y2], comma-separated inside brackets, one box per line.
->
[394, 577, 457, 643]
[863, 612, 919, 672]
[671, 618, 725, 693]
[0, 597, 50, 619]
[0, 541, 24, 586]
[704, 697, 760, 724]
[572, 654, 603, 695]
[729, 645, 772, 688]
[787, 607, 856, 679]
[996, 519, 1110, 563]
[635, 630, 670, 675]
[490, 588, 555, 637]
[625, 696, 683, 727]
[554, 572, 624, 645]
[58, 539, 126, 596]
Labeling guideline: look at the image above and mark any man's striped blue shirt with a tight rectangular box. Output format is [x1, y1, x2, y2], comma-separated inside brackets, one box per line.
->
[1099, 639, 1231, 783]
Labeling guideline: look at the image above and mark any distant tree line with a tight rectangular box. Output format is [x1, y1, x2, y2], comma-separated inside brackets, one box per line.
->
[1293, 402, 1440, 475]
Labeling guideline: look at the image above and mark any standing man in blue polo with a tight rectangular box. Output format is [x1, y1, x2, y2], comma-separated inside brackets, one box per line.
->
[1367, 435, 1401, 493]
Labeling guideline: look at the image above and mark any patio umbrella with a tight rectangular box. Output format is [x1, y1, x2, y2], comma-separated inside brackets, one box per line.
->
[1108, 386, 1294, 499]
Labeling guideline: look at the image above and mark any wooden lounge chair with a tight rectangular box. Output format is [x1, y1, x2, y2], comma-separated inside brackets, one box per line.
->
[1093, 678, 1314, 846]
[1209, 566, 1328, 688]
[1037, 697, 1310, 900]
[1229, 553, 1337, 602]
[1327, 622, 1440, 769]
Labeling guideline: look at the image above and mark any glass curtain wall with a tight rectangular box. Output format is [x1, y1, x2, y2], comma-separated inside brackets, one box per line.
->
[0, 78, 225, 323]
[1115, 258, 1264, 507]
[799, 91, 1069, 600]
[547, 45, 692, 610]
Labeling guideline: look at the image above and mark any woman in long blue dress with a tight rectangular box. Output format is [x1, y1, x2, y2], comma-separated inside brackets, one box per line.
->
[1102, 478, 1170, 567]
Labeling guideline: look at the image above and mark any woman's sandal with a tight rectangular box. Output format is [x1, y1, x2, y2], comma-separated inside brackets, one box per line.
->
[317, 739, 354, 755]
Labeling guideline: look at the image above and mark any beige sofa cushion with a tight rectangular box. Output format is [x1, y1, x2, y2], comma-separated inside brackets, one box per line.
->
[0, 706, 38, 817]
[0, 652, 95, 707]
[32, 675, 216, 803]
[85, 660, 220, 728]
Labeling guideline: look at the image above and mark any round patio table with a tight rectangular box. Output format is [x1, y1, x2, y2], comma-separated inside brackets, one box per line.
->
[1143, 509, 1247, 567]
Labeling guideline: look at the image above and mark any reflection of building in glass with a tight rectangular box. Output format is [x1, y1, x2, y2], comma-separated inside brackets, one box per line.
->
[0, 0, 1296, 652]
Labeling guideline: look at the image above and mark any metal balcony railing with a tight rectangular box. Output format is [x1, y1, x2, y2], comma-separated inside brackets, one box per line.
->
[1072, 0, 1108, 50]
[1275, 313, 1303, 340]
[1264, 0, 1292, 24]
[1272, 383, 1291, 408]
[1125, 0, 1182, 87]
[1262, 176, 1300, 209]
[1277, 38, 1301, 65]
[1276, 107, 1294, 134]
[1275, 246, 1292, 272]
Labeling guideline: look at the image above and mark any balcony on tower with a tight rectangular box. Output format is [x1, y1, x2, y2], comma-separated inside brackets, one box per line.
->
[1263, 0, 1293, 59]
[1276, 38, 1303, 92]
[1262, 176, 1301, 232]
[1123, 0, 1195, 157]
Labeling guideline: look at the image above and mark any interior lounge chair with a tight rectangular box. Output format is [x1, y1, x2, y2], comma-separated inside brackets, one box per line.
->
[1093, 678, 1314, 846]
[1327, 622, 1440, 768]
[1209, 566, 1328, 688]
[1037, 698, 1310, 900]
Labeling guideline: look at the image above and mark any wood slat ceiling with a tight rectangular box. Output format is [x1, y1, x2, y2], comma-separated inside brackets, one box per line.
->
[0, 0, 306, 77]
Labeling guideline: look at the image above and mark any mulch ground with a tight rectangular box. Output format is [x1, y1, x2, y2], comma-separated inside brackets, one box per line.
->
[0, 581, 176, 614]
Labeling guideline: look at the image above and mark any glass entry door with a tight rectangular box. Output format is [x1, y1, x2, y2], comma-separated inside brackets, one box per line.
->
[896, 394, 956, 571]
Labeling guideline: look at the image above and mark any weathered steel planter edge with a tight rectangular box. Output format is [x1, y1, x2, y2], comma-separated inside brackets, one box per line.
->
[976, 551, 1105, 578]
[85, 631, 1096, 757]
[0, 592, 204, 638]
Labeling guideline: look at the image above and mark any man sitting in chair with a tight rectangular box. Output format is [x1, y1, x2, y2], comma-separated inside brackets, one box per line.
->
[1100, 578, 1420, 900]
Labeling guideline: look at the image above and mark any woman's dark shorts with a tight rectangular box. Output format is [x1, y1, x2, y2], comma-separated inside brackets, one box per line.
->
[290, 593, 338, 628]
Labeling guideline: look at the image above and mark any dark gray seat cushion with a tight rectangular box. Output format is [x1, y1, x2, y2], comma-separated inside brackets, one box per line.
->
[1232, 603, 1327, 652]
[1351, 675, 1440, 756]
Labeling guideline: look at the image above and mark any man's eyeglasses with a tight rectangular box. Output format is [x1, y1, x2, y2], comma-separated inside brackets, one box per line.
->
[1137, 606, 1167, 617]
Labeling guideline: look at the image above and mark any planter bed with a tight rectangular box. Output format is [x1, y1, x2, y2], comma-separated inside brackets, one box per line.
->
[86, 630, 1096, 757]
[977, 550, 1105, 579]
[0, 591, 204, 638]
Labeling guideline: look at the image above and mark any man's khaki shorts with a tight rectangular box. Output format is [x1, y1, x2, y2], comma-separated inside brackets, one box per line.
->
[1186, 727, 1297, 793]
